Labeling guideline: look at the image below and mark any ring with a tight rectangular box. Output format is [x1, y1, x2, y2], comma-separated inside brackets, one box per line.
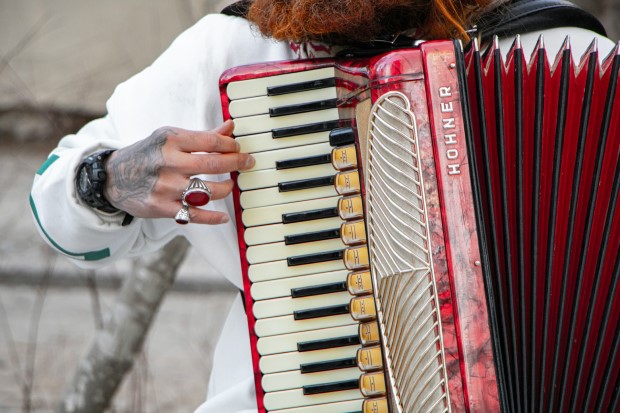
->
[175, 203, 190, 225]
[182, 178, 212, 207]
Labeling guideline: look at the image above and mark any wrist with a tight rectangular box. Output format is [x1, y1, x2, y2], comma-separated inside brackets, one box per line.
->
[76, 149, 120, 213]
[102, 150, 118, 206]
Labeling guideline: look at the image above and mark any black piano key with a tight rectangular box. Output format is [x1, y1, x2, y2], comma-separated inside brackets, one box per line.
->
[300, 357, 358, 374]
[267, 77, 336, 96]
[297, 335, 361, 352]
[287, 249, 343, 266]
[272, 120, 341, 139]
[303, 378, 360, 395]
[329, 127, 356, 146]
[270, 98, 338, 117]
[291, 281, 347, 298]
[276, 153, 332, 170]
[285, 228, 341, 245]
[282, 207, 339, 224]
[278, 175, 335, 192]
[294, 303, 350, 320]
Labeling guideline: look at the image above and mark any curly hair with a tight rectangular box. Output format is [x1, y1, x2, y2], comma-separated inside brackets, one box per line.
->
[246, 0, 505, 43]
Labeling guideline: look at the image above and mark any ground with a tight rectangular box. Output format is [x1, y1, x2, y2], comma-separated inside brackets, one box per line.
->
[0, 285, 236, 413]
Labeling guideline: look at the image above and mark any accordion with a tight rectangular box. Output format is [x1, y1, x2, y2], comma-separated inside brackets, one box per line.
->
[219, 37, 620, 412]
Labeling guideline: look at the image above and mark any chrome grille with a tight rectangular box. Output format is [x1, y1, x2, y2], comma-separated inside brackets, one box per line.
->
[365, 91, 450, 413]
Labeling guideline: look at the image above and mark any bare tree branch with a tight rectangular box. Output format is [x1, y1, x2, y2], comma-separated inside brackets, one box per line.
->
[0, 13, 49, 75]
[22, 269, 51, 413]
[55, 236, 191, 413]
[0, 296, 27, 393]
[83, 271, 104, 329]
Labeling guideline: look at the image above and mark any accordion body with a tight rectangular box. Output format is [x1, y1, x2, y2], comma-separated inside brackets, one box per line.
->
[219, 38, 620, 412]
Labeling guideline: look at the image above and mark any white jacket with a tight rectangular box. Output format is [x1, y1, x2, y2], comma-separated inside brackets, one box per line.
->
[30, 12, 614, 413]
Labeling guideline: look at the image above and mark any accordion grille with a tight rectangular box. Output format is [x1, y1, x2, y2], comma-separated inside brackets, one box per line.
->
[366, 92, 450, 413]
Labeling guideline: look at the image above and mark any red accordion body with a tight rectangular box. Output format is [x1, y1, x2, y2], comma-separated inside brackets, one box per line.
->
[219, 38, 620, 412]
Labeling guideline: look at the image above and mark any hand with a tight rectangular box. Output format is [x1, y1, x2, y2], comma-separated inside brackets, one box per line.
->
[103, 120, 253, 224]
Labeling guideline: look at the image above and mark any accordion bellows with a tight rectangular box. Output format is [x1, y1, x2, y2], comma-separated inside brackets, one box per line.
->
[219, 36, 620, 412]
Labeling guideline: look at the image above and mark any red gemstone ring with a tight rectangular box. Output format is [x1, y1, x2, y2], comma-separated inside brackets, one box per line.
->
[182, 178, 212, 207]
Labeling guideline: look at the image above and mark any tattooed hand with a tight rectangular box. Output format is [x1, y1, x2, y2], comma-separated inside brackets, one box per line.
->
[103, 120, 253, 224]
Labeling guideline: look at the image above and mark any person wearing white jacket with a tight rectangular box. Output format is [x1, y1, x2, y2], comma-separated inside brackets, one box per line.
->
[30, 0, 614, 412]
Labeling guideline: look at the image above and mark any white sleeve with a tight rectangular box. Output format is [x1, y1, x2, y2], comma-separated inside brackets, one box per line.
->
[29, 14, 285, 269]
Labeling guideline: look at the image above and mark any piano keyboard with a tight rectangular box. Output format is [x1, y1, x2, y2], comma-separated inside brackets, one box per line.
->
[225, 70, 390, 413]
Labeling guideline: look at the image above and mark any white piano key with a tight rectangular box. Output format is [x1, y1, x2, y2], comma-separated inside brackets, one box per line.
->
[226, 67, 336, 100]
[246, 142, 332, 172]
[229, 87, 338, 118]
[241, 185, 337, 209]
[237, 130, 330, 154]
[249, 259, 345, 283]
[246, 238, 345, 265]
[244, 217, 342, 246]
[259, 345, 359, 374]
[262, 367, 361, 392]
[251, 269, 349, 300]
[264, 387, 362, 411]
[242, 196, 340, 227]
[234, 108, 339, 137]
[253, 291, 352, 319]
[255, 313, 355, 337]
[268, 399, 364, 413]
[257, 324, 359, 356]
[238, 163, 336, 191]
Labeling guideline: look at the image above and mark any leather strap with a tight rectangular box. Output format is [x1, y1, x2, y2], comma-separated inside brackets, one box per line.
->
[476, 0, 607, 42]
[221, 0, 251, 18]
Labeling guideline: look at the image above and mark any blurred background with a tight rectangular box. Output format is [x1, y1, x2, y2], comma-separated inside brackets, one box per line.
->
[0, 1, 617, 412]
[0, 2, 237, 413]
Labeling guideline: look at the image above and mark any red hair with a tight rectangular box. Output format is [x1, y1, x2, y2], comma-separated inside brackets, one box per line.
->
[247, 0, 498, 43]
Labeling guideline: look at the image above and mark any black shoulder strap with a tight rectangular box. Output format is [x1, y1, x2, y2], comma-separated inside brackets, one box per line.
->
[477, 0, 607, 43]
[221, 0, 251, 18]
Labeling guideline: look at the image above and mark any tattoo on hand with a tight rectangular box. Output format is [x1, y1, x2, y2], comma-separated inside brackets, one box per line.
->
[105, 128, 174, 212]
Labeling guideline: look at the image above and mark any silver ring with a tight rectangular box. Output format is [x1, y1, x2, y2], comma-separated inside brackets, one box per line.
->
[175, 204, 190, 225]
[182, 178, 212, 207]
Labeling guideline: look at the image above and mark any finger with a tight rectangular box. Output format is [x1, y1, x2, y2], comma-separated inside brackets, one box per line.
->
[178, 152, 255, 175]
[187, 209, 231, 225]
[140, 176, 233, 218]
[166, 201, 230, 225]
[171, 122, 239, 154]
[186, 179, 234, 202]
[212, 119, 235, 137]
[156, 177, 234, 202]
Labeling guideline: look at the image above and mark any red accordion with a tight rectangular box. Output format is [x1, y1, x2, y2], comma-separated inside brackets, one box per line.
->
[219, 38, 620, 412]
